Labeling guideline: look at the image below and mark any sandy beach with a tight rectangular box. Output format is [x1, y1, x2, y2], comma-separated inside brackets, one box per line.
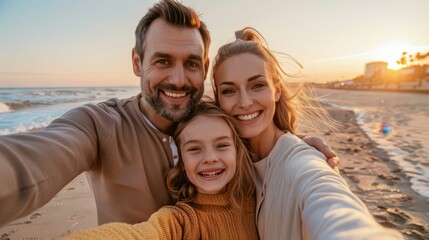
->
[1, 106, 428, 239]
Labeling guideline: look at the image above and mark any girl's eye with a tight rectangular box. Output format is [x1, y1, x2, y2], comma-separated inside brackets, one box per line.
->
[220, 89, 235, 95]
[187, 146, 201, 152]
[217, 143, 231, 149]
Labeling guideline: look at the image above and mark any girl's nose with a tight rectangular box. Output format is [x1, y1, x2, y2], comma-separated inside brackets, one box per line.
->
[203, 148, 219, 164]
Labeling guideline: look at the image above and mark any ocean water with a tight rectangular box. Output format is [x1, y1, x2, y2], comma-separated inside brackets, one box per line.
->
[316, 88, 429, 201]
[0, 87, 140, 134]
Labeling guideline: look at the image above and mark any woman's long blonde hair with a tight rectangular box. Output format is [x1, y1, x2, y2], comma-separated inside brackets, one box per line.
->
[166, 99, 255, 208]
[211, 27, 336, 135]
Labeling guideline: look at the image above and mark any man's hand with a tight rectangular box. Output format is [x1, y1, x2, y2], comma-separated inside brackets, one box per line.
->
[301, 136, 340, 172]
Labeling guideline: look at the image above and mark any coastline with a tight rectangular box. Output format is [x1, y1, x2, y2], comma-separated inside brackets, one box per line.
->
[320, 87, 429, 94]
[1, 105, 428, 239]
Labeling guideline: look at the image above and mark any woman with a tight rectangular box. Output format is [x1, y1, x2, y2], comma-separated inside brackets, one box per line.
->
[212, 27, 402, 239]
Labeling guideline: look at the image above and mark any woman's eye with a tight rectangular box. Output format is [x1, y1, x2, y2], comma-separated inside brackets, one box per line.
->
[253, 83, 266, 89]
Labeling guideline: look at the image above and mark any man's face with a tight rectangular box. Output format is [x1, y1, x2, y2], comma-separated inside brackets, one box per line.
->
[133, 19, 207, 122]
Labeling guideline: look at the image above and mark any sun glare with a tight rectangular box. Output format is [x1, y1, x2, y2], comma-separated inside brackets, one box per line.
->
[371, 42, 414, 70]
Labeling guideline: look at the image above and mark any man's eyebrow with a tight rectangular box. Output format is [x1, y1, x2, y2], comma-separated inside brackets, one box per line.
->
[151, 52, 172, 59]
[188, 54, 203, 61]
[150, 52, 202, 60]
[218, 74, 266, 86]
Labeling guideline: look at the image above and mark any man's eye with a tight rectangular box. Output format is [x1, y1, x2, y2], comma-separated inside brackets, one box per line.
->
[186, 61, 200, 68]
[156, 59, 170, 66]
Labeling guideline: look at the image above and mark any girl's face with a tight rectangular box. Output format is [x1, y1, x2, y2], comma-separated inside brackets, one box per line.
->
[214, 53, 280, 140]
[179, 115, 237, 194]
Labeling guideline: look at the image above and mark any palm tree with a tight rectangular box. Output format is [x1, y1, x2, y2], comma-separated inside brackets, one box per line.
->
[396, 52, 408, 68]
[424, 52, 429, 64]
[415, 52, 422, 65]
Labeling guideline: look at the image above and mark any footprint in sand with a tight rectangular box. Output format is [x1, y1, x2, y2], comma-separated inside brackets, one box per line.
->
[378, 174, 400, 181]
[348, 176, 360, 183]
[29, 212, 42, 220]
[386, 207, 411, 224]
[68, 214, 84, 221]
[54, 200, 63, 207]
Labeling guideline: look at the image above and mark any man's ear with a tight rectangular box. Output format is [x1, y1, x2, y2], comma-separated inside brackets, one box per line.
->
[203, 58, 210, 79]
[132, 48, 142, 77]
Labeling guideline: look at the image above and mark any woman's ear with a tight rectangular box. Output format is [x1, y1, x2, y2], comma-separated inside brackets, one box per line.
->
[275, 86, 281, 102]
[132, 48, 142, 77]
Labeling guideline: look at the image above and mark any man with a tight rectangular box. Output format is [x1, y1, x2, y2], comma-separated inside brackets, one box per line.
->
[0, 0, 338, 226]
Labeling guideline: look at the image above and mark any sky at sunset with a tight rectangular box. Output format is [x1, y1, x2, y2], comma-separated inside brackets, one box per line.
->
[1, 0, 428, 88]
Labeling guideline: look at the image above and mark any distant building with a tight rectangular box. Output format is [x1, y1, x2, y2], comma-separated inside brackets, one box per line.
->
[362, 62, 389, 88]
[364, 61, 388, 79]
[325, 63, 429, 91]
[396, 64, 429, 89]
[364, 62, 388, 87]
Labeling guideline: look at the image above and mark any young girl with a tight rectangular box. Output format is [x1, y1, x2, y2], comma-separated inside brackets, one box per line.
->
[63, 101, 258, 239]
[212, 27, 403, 239]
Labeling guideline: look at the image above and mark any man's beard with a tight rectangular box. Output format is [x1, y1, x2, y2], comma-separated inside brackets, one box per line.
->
[145, 83, 203, 122]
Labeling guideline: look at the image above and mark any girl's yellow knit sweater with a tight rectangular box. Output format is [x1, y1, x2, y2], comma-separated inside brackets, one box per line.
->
[63, 191, 258, 239]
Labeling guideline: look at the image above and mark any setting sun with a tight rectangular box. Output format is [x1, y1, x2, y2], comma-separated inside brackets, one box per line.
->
[371, 42, 414, 70]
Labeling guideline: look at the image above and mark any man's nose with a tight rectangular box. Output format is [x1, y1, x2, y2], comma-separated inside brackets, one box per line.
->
[169, 64, 186, 88]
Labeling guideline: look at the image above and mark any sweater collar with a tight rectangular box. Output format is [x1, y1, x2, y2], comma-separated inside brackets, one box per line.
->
[193, 191, 230, 207]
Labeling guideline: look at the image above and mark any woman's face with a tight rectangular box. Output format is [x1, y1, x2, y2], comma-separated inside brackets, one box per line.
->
[179, 115, 237, 194]
[214, 53, 280, 140]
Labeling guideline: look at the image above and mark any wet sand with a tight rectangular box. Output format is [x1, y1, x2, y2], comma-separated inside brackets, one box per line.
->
[1, 106, 428, 239]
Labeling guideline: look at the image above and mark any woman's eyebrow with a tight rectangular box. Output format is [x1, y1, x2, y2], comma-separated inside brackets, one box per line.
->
[218, 74, 266, 86]
[248, 74, 266, 81]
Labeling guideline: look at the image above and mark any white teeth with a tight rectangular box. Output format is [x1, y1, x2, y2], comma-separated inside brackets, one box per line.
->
[237, 112, 260, 121]
[164, 91, 186, 98]
[200, 170, 223, 177]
